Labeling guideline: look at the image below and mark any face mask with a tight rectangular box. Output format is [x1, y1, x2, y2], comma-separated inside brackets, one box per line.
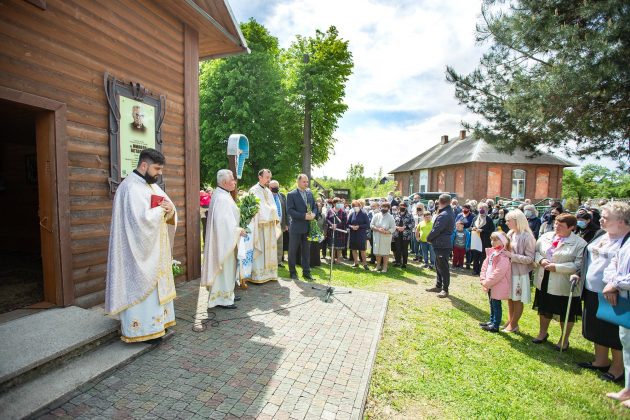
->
[335, 203, 343, 210]
[493, 244, 504, 251]
[479, 209, 486, 215]
[270, 187, 279, 193]
[525, 210, 533, 218]
[463, 209, 469, 215]
[550, 215, 557, 222]
[381, 208, 389, 214]
[577, 220, 587, 229]
[400, 208, 407, 213]
[353, 206, 360, 212]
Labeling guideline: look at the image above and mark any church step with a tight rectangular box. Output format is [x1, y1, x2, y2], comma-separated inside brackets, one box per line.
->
[0, 338, 153, 420]
[0, 306, 119, 391]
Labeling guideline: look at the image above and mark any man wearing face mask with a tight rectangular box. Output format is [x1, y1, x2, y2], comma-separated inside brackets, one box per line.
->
[105, 148, 177, 343]
[269, 180, 289, 267]
[523, 204, 542, 240]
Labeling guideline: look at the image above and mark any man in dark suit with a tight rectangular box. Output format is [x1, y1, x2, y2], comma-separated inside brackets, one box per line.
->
[270, 180, 289, 267]
[426, 194, 456, 298]
[286, 174, 317, 280]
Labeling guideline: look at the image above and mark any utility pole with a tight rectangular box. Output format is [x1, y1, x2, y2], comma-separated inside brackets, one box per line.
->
[302, 53, 311, 179]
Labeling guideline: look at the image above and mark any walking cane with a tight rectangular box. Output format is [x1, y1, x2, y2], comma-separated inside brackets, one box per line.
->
[560, 276, 578, 353]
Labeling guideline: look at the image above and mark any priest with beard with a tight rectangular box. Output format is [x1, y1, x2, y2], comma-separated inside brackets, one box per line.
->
[105, 148, 177, 343]
[248, 169, 281, 283]
[201, 169, 246, 309]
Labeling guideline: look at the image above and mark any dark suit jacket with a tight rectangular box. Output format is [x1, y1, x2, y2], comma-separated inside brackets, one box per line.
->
[287, 188, 317, 235]
[275, 192, 289, 230]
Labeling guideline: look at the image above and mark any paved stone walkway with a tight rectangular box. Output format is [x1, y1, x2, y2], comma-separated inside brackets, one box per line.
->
[40, 278, 388, 419]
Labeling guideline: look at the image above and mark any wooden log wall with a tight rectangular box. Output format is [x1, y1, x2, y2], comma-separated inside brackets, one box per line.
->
[0, 0, 192, 308]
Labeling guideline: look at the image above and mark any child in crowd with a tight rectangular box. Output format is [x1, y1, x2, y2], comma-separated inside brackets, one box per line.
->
[479, 232, 512, 332]
[451, 221, 470, 268]
[416, 211, 435, 269]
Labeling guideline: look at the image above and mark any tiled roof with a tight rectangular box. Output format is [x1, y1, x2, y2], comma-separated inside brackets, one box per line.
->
[390, 134, 575, 173]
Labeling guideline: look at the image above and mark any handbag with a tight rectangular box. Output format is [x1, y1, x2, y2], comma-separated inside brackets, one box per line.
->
[597, 293, 630, 329]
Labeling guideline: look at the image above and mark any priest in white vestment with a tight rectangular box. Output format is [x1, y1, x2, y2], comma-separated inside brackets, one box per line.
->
[249, 169, 281, 283]
[200, 169, 245, 309]
[105, 148, 177, 343]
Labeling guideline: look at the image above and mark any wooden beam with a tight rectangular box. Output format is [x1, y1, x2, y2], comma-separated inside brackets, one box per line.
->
[184, 25, 201, 281]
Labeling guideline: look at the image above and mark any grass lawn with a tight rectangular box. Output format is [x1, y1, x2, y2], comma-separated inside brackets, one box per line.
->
[278, 259, 629, 419]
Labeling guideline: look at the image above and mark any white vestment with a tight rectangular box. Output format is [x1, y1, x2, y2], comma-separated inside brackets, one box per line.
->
[200, 187, 241, 308]
[249, 184, 280, 283]
[105, 172, 177, 342]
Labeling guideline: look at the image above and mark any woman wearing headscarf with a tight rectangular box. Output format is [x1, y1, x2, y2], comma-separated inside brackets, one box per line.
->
[470, 202, 496, 275]
[392, 202, 415, 269]
[326, 197, 348, 264]
[576, 209, 600, 244]
[531, 213, 587, 350]
[348, 200, 371, 270]
[524, 204, 542, 240]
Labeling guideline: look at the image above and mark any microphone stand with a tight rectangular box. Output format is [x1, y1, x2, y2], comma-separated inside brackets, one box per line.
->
[312, 209, 352, 303]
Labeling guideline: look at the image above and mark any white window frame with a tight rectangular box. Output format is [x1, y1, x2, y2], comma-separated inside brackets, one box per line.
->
[511, 169, 526, 199]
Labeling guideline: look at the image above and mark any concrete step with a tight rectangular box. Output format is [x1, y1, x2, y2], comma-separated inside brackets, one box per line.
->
[0, 339, 153, 420]
[0, 306, 119, 391]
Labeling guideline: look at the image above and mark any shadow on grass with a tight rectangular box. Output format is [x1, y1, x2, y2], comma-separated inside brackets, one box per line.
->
[448, 295, 593, 371]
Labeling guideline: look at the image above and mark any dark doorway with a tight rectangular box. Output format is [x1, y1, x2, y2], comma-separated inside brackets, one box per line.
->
[0, 100, 44, 313]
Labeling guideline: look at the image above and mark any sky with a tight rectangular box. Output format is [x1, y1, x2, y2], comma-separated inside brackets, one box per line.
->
[225, 0, 617, 179]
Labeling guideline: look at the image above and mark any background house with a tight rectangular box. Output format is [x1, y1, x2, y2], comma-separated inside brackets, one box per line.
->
[390, 130, 574, 202]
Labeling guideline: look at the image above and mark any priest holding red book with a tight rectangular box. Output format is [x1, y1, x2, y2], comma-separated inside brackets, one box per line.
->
[105, 148, 178, 343]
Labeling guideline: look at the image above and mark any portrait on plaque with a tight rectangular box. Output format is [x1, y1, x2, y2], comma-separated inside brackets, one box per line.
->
[104, 72, 166, 193]
[119, 96, 156, 178]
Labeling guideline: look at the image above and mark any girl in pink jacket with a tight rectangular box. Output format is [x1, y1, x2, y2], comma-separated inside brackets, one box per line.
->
[479, 232, 512, 332]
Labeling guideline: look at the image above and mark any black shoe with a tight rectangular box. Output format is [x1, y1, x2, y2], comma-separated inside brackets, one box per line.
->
[577, 362, 610, 372]
[393, 262, 401, 267]
[290, 273, 298, 280]
[601, 372, 625, 383]
[234, 296, 241, 302]
[479, 321, 492, 327]
[532, 333, 549, 344]
[465, 265, 471, 270]
[401, 264, 407, 269]
[364, 265, 370, 271]
[303, 274, 313, 280]
[219, 304, 237, 309]
[553, 342, 569, 352]
[481, 325, 499, 333]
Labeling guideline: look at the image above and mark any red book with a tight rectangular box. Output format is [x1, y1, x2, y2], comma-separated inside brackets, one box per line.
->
[151, 195, 164, 208]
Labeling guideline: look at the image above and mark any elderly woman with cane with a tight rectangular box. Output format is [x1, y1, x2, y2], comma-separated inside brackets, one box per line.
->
[531, 213, 587, 351]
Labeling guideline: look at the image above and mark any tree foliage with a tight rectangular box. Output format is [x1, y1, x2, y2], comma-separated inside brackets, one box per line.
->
[563, 164, 630, 201]
[199, 20, 298, 187]
[446, 0, 630, 170]
[199, 21, 353, 188]
[283, 26, 354, 168]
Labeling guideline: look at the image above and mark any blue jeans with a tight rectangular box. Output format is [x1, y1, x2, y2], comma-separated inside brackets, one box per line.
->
[489, 296, 502, 328]
[410, 236, 420, 256]
[419, 242, 435, 266]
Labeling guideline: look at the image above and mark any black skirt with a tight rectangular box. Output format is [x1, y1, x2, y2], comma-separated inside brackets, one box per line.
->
[582, 288, 622, 350]
[533, 271, 582, 322]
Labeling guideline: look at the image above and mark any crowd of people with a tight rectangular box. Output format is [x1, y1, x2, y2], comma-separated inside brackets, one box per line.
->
[106, 151, 630, 409]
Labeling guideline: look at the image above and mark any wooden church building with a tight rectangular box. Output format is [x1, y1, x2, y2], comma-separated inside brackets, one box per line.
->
[390, 130, 574, 202]
[0, 0, 248, 312]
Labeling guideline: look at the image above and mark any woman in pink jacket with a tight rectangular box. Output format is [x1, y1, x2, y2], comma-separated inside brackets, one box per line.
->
[479, 232, 513, 332]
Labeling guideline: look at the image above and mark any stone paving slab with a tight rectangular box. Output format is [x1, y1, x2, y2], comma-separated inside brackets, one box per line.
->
[39, 278, 388, 419]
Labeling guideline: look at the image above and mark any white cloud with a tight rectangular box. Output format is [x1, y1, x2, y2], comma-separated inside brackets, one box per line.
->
[227, 0, 490, 178]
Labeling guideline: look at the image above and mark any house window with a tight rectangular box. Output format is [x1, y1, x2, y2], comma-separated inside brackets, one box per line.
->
[535, 168, 550, 199]
[419, 170, 428, 193]
[437, 170, 446, 192]
[512, 169, 526, 199]
[486, 167, 501, 198]
[409, 175, 414, 195]
[455, 168, 465, 198]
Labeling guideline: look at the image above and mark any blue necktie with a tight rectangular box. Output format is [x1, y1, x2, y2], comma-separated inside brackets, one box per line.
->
[273, 194, 282, 218]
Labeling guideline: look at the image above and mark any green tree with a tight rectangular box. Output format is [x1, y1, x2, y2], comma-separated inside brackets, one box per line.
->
[562, 169, 593, 204]
[284, 27, 354, 176]
[563, 164, 629, 201]
[446, 1, 630, 170]
[199, 19, 300, 187]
